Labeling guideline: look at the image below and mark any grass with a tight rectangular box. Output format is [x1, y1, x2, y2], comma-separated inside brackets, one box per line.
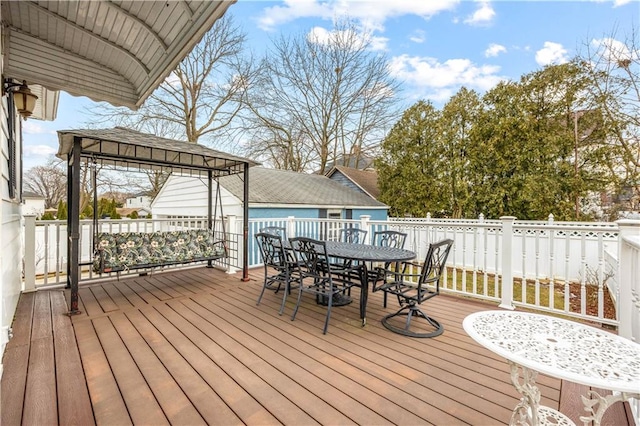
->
[410, 266, 617, 321]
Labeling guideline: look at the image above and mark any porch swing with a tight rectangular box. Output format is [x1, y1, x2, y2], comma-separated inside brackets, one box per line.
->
[91, 159, 230, 275]
[58, 127, 257, 315]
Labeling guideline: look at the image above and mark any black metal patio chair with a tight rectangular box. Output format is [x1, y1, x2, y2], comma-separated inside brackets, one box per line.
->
[377, 238, 453, 338]
[255, 232, 299, 315]
[369, 230, 408, 307]
[289, 237, 355, 334]
[332, 227, 369, 293]
[260, 226, 287, 240]
[338, 227, 368, 244]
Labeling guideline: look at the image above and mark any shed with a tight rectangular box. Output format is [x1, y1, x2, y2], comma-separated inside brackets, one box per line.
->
[153, 167, 389, 221]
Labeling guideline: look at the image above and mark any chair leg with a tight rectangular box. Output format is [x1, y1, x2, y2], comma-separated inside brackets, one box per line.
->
[256, 274, 269, 306]
[381, 303, 444, 338]
[279, 281, 288, 315]
[323, 293, 332, 334]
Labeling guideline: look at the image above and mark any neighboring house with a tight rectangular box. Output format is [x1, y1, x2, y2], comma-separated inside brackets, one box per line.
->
[116, 207, 151, 218]
[323, 154, 375, 171]
[325, 165, 380, 200]
[21, 191, 45, 218]
[0, 0, 235, 375]
[152, 167, 389, 221]
[125, 193, 152, 210]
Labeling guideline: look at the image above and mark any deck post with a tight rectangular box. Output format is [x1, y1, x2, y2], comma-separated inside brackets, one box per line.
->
[499, 216, 516, 310]
[23, 215, 36, 292]
[242, 162, 250, 281]
[359, 215, 371, 244]
[616, 219, 640, 342]
[68, 137, 82, 315]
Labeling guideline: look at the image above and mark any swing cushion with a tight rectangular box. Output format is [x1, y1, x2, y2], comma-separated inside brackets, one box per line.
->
[94, 229, 226, 273]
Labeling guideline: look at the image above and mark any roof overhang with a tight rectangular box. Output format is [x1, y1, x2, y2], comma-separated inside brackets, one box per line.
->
[1, 0, 236, 113]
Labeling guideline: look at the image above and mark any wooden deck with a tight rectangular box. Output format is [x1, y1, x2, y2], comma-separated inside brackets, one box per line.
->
[1, 266, 634, 425]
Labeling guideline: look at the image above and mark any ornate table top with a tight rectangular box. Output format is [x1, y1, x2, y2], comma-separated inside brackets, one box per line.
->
[463, 311, 640, 394]
[325, 241, 416, 263]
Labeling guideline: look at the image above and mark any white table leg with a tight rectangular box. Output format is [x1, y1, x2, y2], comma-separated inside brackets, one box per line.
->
[509, 361, 542, 425]
[508, 361, 575, 426]
[580, 391, 639, 426]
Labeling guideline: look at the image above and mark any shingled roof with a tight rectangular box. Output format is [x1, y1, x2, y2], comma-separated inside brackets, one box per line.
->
[326, 166, 380, 200]
[220, 167, 386, 207]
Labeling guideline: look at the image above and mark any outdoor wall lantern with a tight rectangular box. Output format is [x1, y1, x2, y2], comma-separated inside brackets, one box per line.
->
[3, 78, 38, 120]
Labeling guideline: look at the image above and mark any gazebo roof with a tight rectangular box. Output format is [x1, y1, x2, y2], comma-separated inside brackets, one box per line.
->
[57, 127, 258, 177]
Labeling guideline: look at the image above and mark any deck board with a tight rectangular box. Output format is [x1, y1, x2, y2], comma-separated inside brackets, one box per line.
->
[51, 291, 95, 426]
[1, 266, 634, 425]
[22, 292, 57, 426]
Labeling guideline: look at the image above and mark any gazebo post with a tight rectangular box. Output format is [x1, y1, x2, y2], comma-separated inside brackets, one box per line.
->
[68, 137, 82, 315]
[242, 162, 249, 281]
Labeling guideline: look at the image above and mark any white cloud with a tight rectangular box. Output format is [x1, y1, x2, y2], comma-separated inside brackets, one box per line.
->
[23, 121, 56, 135]
[24, 144, 57, 158]
[257, 0, 459, 32]
[409, 30, 426, 44]
[370, 35, 390, 51]
[485, 43, 506, 57]
[307, 26, 389, 51]
[590, 37, 636, 65]
[464, 1, 495, 26]
[613, 0, 631, 6]
[535, 42, 569, 66]
[389, 54, 505, 102]
[164, 72, 181, 87]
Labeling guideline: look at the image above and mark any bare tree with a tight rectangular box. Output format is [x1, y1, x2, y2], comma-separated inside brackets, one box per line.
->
[577, 27, 640, 209]
[87, 15, 249, 145]
[240, 20, 402, 173]
[24, 159, 66, 209]
[24, 158, 141, 216]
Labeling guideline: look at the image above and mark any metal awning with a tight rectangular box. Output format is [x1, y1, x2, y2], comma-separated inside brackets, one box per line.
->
[57, 127, 259, 177]
[1, 0, 236, 110]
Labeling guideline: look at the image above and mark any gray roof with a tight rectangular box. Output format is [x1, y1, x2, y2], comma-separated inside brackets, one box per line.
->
[220, 167, 387, 207]
[57, 127, 258, 178]
[23, 191, 44, 199]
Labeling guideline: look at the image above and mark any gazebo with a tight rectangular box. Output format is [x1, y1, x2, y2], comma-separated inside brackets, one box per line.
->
[56, 127, 259, 314]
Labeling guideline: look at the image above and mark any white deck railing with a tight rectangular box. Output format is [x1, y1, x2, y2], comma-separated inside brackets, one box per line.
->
[22, 213, 640, 423]
[23, 215, 639, 339]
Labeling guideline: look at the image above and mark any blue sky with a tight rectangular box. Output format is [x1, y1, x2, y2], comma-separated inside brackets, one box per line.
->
[23, 0, 638, 170]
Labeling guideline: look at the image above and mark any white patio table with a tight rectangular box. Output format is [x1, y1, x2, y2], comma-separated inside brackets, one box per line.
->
[463, 310, 640, 426]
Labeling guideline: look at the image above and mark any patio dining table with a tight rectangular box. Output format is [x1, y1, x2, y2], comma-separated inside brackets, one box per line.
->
[323, 241, 416, 326]
[463, 310, 640, 426]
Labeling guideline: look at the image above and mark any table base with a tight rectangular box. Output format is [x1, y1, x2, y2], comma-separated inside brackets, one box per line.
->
[509, 361, 576, 426]
[580, 390, 640, 426]
[316, 293, 352, 306]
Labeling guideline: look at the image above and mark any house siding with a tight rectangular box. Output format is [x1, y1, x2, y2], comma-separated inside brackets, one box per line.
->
[249, 207, 319, 218]
[0, 36, 24, 373]
[154, 174, 388, 222]
[329, 171, 366, 196]
[351, 209, 387, 220]
[151, 175, 243, 218]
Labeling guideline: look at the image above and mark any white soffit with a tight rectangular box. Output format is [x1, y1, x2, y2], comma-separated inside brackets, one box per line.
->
[1, 0, 236, 110]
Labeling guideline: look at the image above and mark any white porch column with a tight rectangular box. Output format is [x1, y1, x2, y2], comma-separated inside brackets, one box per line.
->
[616, 219, 640, 342]
[359, 215, 371, 244]
[499, 216, 516, 310]
[287, 216, 296, 239]
[23, 215, 36, 292]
